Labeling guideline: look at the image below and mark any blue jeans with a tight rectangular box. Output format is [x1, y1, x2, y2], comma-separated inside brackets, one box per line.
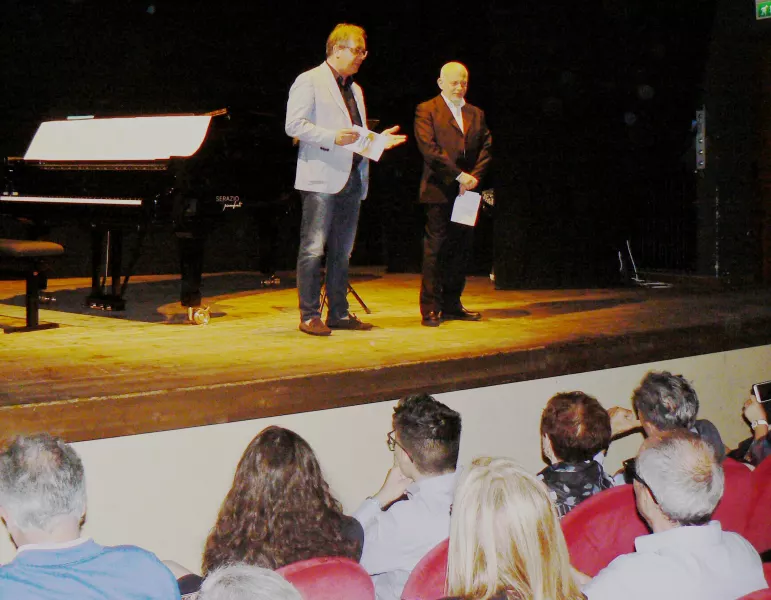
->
[297, 170, 363, 322]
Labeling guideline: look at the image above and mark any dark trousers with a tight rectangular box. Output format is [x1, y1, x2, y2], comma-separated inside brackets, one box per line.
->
[420, 202, 474, 316]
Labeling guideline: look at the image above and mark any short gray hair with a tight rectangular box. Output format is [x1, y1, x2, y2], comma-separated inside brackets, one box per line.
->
[633, 371, 699, 431]
[637, 431, 724, 525]
[199, 564, 302, 600]
[0, 434, 86, 532]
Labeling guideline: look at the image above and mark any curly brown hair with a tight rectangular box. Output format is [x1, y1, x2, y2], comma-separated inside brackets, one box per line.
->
[202, 426, 360, 574]
[541, 391, 611, 463]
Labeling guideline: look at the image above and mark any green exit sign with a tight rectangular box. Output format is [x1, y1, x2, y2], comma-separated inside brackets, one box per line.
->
[758, 1, 771, 19]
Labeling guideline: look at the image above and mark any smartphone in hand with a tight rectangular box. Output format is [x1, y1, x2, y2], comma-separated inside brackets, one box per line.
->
[753, 380, 771, 404]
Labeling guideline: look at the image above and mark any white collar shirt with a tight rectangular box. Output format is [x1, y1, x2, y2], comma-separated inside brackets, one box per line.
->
[353, 471, 457, 600]
[583, 521, 767, 600]
[441, 93, 465, 133]
[15, 536, 91, 556]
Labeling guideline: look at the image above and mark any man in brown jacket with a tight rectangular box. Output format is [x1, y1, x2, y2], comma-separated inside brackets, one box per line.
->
[414, 62, 492, 326]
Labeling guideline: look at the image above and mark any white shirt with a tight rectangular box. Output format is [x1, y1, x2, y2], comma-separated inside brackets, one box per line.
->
[353, 471, 457, 600]
[583, 521, 768, 600]
[440, 93, 465, 133]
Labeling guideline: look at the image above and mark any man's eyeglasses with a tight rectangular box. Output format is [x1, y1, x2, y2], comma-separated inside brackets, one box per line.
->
[339, 45, 368, 58]
[632, 469, 659, 505]
[387, 430, 406, 454]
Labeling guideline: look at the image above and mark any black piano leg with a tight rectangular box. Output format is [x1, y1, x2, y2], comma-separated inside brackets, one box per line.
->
[86, 228, 126, 311]
[90, 228, 104, 300]
[178, 234, 210, 325]
[178, 234, 204, 308]
[109, 229, 123, 301]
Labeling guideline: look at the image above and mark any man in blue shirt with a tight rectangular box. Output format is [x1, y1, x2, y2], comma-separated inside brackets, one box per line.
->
[0, 434, 180, 599]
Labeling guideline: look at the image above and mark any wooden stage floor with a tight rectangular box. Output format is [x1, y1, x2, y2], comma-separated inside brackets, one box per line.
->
[1, 270, 770, 442]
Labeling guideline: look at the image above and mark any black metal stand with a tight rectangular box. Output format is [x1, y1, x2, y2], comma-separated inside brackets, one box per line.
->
[320, 282, 371, 316]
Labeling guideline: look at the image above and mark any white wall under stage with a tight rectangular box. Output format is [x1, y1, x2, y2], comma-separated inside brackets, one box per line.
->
[0, 345, 768, 571]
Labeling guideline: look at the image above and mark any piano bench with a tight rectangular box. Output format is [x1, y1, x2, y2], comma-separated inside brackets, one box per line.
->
[0, 239, 64, 333]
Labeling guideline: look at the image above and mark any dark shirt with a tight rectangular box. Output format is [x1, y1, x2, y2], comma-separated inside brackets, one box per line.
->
[538, 459, 613, 518]
[335, 75, 362, 127]
[326, 62, 363, 168]
[178, 573, 203, 598]
[729, 431, 771, 466]
[341, 515, 365, 558]
[692, 419, 726, 462]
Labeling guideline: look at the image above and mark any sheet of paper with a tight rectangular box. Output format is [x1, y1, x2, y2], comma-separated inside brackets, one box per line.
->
[345, 125, 387, 162]
[451, 191, 482, 226]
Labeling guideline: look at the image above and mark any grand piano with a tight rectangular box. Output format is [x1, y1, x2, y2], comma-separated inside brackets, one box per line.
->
[1, 109, 290, 324]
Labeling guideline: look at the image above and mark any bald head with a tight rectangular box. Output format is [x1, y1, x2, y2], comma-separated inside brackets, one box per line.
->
[440, 62, 468, 80]
[438, 62, 469, 105]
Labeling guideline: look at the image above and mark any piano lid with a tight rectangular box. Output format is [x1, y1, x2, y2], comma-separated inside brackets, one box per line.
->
[24, 115, 213, 161]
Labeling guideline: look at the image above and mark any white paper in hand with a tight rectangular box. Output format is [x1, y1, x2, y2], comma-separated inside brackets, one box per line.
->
[345, 125, 387, 162]
[450, 191, 482, 226]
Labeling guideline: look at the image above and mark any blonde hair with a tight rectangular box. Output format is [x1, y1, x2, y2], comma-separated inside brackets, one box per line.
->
[325, 23, 366, 57]
[447, 458, 584, 600]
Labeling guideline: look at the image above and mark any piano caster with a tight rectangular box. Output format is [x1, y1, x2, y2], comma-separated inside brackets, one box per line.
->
[187, 305, 211, 326]
[86, 295, 126, 312]
[261, 274, 281, 288]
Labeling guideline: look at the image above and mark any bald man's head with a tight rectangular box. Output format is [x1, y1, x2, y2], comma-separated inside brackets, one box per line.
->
[438, 62, 469, 105]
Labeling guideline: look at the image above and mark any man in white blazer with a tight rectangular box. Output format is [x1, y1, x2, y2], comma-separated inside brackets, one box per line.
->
[286, 23, 406, 336]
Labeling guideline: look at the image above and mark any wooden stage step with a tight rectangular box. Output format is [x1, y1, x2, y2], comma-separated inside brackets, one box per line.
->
[1, 271, 770, 442]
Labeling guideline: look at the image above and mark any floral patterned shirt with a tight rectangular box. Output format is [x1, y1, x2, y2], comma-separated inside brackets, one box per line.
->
[538, 459, 613, 518]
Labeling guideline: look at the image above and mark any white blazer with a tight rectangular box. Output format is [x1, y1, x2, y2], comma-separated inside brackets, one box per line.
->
[285, 62, 369, 198]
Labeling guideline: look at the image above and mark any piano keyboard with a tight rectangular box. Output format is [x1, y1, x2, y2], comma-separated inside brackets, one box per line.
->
[0, 195, 143, 206]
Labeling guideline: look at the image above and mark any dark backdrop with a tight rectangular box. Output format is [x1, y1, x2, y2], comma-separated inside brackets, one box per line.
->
[2, 0, 765, 285]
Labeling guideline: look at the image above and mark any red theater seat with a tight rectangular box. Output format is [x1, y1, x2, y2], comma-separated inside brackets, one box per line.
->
[712, 457, 753, 539]
[738, 588, 771, 600]
[276, 556, 374, 600]
[401, 538, 449, 600]
[746, 456, 771, 553]
[560, 484, 649, 576]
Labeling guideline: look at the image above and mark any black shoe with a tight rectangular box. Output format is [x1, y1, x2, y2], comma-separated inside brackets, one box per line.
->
[440, 306, 482, 321]
[422, 311, 442, 327]
[326, 313, 374, 330]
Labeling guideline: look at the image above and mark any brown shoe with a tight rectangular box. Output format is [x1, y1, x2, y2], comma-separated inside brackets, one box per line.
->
[299, 317, 332, 336]
[326, 313, 373, 330]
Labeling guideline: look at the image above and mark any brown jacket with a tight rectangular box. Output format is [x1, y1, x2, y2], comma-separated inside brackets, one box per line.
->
[414, 94, 492, 204]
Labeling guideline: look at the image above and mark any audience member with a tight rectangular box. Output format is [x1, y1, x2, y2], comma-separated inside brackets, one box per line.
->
[442, 457, 585, 600]
[539, 392, 613, 517]
[354, 393, 461, 600]
[0, 434, 180, 599]
[611, 371, 726, 467]
[729, 394, 770, 466]
[198, 563, 301, 600]
[163, 560, 204, 599]
[580, 431, 767, 600]
[202, 426, 362, 575]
